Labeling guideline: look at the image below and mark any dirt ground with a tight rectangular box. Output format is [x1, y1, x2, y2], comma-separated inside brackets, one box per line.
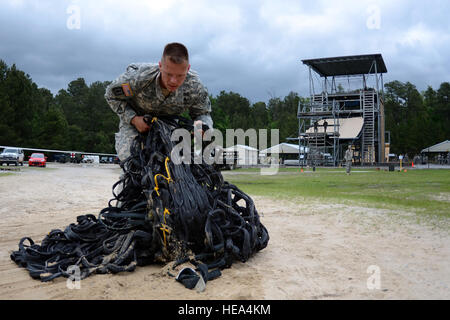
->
[0, 163, 449, 300]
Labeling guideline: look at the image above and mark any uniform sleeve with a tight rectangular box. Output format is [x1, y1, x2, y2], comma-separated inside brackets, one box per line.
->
[105, 86, 137, 125]
[188, 81, 214, 129]
[105, 63, 156, 125]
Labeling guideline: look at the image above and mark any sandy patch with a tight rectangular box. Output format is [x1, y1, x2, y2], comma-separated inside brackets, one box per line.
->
[0, 163, 449, 299]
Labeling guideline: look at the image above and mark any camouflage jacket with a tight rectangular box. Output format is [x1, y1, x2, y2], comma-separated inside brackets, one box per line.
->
[104, 63, 213, 128]
[344, 149, 353, 161]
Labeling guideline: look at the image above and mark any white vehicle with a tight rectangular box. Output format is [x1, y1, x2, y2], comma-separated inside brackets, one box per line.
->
[0, 147, 24, 166]
[81, 155, 100, 164]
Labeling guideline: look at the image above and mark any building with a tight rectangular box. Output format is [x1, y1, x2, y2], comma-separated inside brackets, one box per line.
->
[296, 54, 388, 166]
[259, 143, 307, 164]
[421, 140, 450, 164]
[421, 140, 450, 154]
[224, 144, 258, 166]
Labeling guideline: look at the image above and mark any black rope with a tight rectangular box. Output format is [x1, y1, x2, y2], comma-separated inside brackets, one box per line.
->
[10, 116, 269, 289]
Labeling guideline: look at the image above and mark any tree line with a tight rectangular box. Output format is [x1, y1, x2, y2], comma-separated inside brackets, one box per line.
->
[0, 60, 117, 154]
[384, 80, 449, 156]
[0, 60, 448, 158]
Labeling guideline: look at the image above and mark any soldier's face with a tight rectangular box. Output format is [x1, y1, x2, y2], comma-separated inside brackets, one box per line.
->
[159, 57, 190, 92]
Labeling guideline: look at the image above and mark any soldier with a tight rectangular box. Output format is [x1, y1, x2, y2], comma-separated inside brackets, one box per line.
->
[105, 42, 213, 163]
[323, 120, 328, 133]
[313, 121, 318, 133]
[344, 144, 353, 175]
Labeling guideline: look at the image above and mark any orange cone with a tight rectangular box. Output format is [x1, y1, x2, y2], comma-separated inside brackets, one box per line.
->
[412, 162, 414, 167]
[301, 168, 304, 173]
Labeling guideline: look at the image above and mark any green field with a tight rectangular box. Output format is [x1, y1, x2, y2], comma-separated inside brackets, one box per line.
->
[224, 168, 450, 221]
[0, 172, 14, 177]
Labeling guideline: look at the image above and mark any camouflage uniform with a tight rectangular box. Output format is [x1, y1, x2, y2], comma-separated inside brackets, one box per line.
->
[105, 63, 213, 161]
[344, 147, 353, 174]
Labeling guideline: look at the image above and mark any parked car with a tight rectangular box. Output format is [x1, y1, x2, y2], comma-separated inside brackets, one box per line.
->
[0, 147, 24, 166]
[100, 156, 115, 164]
[81, 155, 99, 164]
[53, 153, 70, 163]
[28, 153, 47, 167]
[70, 153, 82, 163]
[100, 156, 110, 163]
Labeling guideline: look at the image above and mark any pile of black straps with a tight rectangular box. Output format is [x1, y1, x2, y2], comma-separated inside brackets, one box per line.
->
[10, 115, 269, 289]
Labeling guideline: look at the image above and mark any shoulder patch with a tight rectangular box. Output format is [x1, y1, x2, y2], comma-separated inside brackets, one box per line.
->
[111, 86, 124, 97]
[110, 83, 133, 99]
[121, 83, 133, 97]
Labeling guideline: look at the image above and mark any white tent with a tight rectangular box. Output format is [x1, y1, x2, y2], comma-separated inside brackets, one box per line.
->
[259, 143, 308, 164]
[259, 143, 307, 155]
[421, 140, 450, 153]
[224, 144, 258, 165]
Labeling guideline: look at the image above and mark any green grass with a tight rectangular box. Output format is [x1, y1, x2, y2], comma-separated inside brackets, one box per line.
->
[224, 168, 450, 220]
[0, 172, 14, 177]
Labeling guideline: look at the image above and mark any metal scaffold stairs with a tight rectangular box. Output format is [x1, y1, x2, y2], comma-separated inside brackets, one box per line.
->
[313, 93, 324, 106]
[307, 131, 326, 165]
[362, 91, 375, 163]
[299, 54, 387, 166]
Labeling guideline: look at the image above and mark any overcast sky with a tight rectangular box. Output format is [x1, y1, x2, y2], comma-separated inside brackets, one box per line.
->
[1, 0, 449, 103]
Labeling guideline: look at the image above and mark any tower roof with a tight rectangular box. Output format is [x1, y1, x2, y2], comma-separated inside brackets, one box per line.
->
[302, 54, 387, 77]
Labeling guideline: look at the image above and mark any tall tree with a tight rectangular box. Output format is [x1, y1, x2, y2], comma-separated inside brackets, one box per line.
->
[250, 101, 269, 130]
[267, 91, 300, 143]
[384, 80, 447, 156]
[213, 91, 252, 131]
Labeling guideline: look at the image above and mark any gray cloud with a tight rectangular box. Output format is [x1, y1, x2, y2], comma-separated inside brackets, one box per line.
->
[0, 0, 448, 103]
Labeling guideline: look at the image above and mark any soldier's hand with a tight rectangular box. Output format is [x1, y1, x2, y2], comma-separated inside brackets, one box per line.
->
[131, 116, 150, 133]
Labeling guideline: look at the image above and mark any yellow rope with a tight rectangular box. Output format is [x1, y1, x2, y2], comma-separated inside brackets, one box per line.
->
[144, 123, 174, 248]
[160, 208, 172, 247]
[163, 208, 171, 224]
[164, 157, 172, 181]
[153, 157, 173, 196]
[152, 155, 173, 248]
[159, 224, 170, 247]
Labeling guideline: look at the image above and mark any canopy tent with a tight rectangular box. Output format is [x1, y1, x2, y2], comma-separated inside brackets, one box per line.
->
[224, 144, 258, 165]
[259, 143, 307, 155]
[305, 117, 364, 139]
[421, 140, 450, 153]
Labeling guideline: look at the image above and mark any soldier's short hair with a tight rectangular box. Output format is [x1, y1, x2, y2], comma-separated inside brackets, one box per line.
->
[162, 42, 189, 64]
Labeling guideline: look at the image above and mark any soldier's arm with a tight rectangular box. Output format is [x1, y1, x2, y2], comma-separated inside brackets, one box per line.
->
[105, 78, 137, 126]
[105, 63, 156, 125]
[188, 81, 213, 129]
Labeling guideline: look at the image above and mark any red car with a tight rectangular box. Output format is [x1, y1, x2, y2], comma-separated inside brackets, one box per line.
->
[28, 153, 47, 167]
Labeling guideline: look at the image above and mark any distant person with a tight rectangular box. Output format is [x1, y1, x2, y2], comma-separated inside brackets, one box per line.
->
[344, 145, 353, 175]
[314, 121, 318, 133]
[323, 120, 328, 133]
[105, 42, 213, 162]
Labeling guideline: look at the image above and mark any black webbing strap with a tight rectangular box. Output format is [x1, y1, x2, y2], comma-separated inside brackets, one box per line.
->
[10, 116, 269, 290]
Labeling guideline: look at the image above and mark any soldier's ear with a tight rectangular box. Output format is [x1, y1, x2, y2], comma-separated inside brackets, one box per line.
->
[159, 61, 162, 69]
[187, 64, 190, 72]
